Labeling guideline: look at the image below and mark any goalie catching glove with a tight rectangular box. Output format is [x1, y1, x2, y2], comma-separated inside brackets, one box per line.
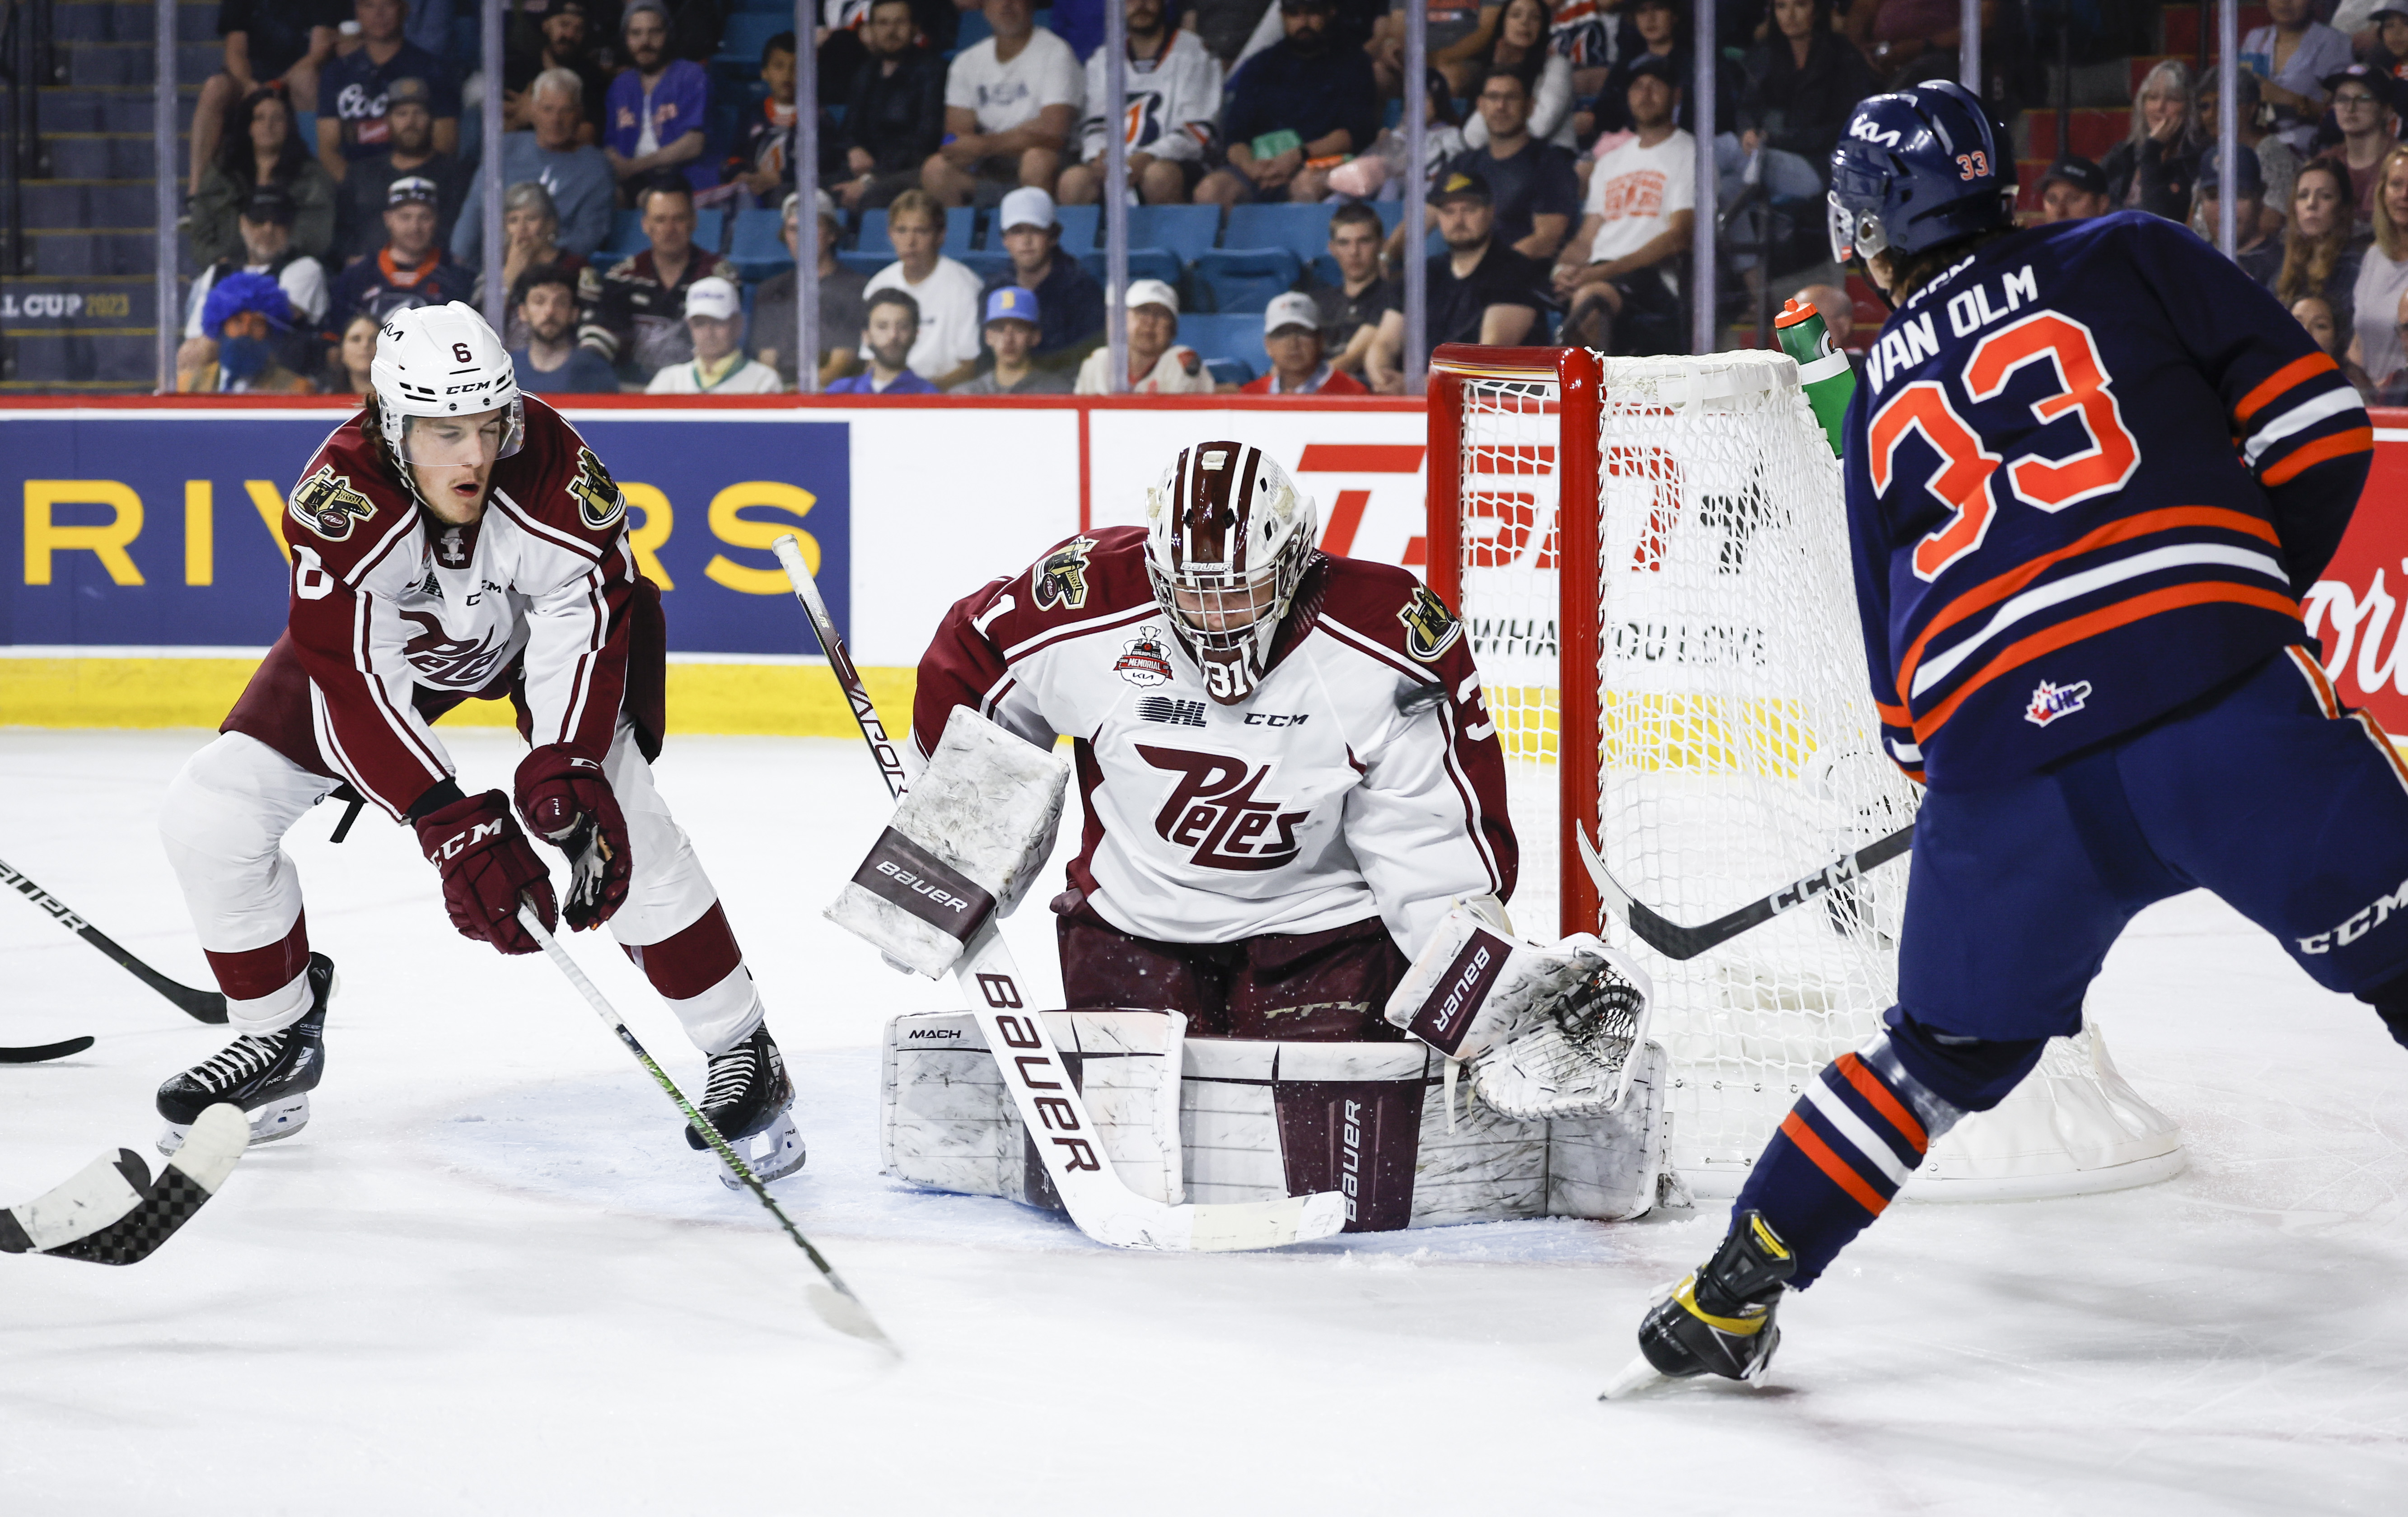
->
[1384, 896, 1655, 1120]
[827, 707, 1069, 977]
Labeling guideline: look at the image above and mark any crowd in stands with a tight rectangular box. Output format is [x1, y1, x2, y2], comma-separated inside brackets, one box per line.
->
[175, 0, 2408, 400]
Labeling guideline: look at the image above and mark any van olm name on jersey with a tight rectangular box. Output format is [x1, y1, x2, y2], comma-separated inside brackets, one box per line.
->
[1867, 263, 2040, 394]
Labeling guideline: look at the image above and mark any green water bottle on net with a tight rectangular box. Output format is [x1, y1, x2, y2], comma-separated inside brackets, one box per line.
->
[1774, 296, 1856, 460]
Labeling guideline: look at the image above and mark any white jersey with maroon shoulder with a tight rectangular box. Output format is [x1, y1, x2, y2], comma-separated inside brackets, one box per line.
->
[912, 527, 1519, 957]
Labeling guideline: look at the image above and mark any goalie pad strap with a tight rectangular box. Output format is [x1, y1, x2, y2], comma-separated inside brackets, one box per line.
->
[851, 827, 997, 941]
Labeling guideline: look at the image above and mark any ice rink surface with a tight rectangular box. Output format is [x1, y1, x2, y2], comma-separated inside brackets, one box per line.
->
[2, 728, 2404, 1515]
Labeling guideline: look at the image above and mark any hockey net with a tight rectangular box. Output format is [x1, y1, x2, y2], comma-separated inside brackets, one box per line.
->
[1426, 345, 2184, 1199]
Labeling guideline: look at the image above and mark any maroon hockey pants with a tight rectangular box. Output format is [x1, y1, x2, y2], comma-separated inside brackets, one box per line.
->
[1052, 892, 1410, 1041]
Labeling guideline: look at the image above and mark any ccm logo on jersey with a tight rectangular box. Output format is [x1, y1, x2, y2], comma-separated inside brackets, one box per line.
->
[1398, 586, 1464, 662]
[1032, 536, 1097, 611]
[2024, 678, 2092, 727]
[289, 466, 378, 541]
[1137, 745, 1310, 871]
[2298, 877, 2408, 954]
[1244, 712, 1309, 727]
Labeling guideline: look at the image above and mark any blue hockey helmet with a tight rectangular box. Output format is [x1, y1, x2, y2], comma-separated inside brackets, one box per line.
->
[1827, 79, 2014, 268]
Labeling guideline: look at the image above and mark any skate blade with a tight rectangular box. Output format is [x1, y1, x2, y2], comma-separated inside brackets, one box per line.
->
[1599, 1353, 1668, 1402]
[714, 1111, 806, 1190]
[157, 1093, 309, 1157]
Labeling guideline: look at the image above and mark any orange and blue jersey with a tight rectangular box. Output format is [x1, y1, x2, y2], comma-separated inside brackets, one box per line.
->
[1841, 210, 2373, 788]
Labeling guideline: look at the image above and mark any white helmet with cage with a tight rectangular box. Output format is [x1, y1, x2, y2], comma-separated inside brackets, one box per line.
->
[1142, 441, 1319, 705]
[369, 300, 524, 467]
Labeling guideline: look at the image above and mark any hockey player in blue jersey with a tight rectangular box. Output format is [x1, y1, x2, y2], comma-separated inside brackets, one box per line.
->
[1614, 80, 2394, 1393]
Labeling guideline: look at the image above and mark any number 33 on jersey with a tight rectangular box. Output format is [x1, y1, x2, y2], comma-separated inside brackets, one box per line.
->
[1842, 211, 2373, 789]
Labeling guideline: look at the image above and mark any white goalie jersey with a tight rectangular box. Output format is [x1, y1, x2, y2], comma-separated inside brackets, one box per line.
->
[909, 527, 1518, 956]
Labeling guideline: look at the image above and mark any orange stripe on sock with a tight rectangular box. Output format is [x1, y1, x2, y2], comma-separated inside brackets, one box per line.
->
[1780, 1111, 1891, 1217]
[1834, 1054, 1929, 1153]
[2261, 427, 2373, 487]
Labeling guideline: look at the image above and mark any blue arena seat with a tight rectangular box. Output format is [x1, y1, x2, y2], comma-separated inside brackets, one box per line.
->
[715, 13, 790, 65]
[1222, 203, 1336, 264]
[945, 206, 979, 257]
[728, 207, 794, 281]
[1177, 313, 1267, 377]
[855, 208, 890, 254]
[1189, 247, 1302, 313]
[1053, 203, 1101, 249]
[1076, 247, 1185, 289]
[1126, 204, 1221, 262]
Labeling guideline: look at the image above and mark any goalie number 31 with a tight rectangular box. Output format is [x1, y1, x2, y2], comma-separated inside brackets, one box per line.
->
[1866, 311, 2140, 581]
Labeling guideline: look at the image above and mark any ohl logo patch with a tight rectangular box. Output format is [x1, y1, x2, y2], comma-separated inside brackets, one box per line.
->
[290, 466, 378, 542]
[566, 447, 626, 530]
[1398, 585, 1463, 663]
[1136, 745, 1310, 872]
[1115, 625, 1175, 687]
[2025, 678, 2093, 728]
[1033, 535, 1097, 611]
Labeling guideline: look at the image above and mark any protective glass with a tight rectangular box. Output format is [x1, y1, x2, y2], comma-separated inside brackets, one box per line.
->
[400, 400, 525, 467]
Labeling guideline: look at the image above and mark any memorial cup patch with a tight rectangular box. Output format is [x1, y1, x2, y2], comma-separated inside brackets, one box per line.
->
[289, 466, 378, 541]
[1032, 536, 1098, 611]
[1115, 626, 1175, 687]
[1398, 585, 1463, 662]
[566, 447, 625, 529]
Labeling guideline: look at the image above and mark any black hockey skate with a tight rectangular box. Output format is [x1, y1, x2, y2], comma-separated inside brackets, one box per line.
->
[1603, 1211, 1798, 1399]
[155, 954, 335, 1156]
[683, 1024, 804, 1189]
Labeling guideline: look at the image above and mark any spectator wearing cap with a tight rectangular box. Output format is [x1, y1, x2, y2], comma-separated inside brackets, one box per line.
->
[1242, 292, 1367, 394]
[510, 261, 622, 393]
[2098, 59, 2207, 223]
[454, 69, 616, 267]
[1302, 201, 1398, 381]
[605, 0, 715, 196]
[504, 0, 610, 145]
[2244, 0, 2354, 154]
[178, 271, 316, 393]
[183, 185, 330, 377]
[2319, 64, 2402, 234]
[190, 84, 339, 269]
[1059, 0, 1223, 206]
[333, 75, 468, 262]
[832, 0, 949, 213]
[829, 289, 943, 394]
[646, 278, 784, 393]
[954, 287, 1075, 392]
[1367, 174, 1548, 389]
[1074, 279, 1211, 392]
[327, 172, 474, 323]
[579, 181, 742, 380]
[2197, 149, 2282, 286]
[978, 187, 1105, 368]
[2035, 156, 2110, 223]
[1197, 0, 1379, 208]
[1426, 67, 1579, 261]
[860, 187, 987, 384]
[925, 0, 1085, 208]
[314, 0, 461, 183]
[1553, 52, 1691, 356]
[189, 0, 337, 205]
[753, 190, 872, 389]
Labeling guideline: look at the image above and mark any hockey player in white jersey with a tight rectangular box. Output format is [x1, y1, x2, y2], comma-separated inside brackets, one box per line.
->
[911, 441, 1517, 1039]
[147, 303, 803, 1185]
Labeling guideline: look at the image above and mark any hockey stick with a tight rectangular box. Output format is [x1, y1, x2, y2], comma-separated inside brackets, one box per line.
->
[771, 534, 1348, 1253]
[0, 1036, 97, 1064]
[514, 901, 898, 1354]
[0, 854, 228, 1024]
[1574, 822, 1917, 962]
[0, 1103, 247, 1265]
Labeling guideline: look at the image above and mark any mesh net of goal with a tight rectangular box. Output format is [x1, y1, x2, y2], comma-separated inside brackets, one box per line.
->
[1441, 348, 2183, 1199]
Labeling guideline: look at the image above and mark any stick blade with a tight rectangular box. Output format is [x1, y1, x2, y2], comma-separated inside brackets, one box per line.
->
[806, 1278, 902, 1356]
[1575, 826, 1711, 961]
[1599, 1352, 1668, 1401]
[0, 1036, 96, 1064]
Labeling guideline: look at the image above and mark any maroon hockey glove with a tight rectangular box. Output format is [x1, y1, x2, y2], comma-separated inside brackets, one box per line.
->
[415, 790, 558, 954]
[513, 745, 633, 931]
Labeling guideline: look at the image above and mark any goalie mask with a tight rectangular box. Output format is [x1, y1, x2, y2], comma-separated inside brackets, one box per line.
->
[369, 301, 525, 469]
[1143, 442, 1318, 705]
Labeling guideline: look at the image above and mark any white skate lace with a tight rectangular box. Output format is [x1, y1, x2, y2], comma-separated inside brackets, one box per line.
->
[701, 1043, 757, 1110]
[191, 1032, 283, 1092]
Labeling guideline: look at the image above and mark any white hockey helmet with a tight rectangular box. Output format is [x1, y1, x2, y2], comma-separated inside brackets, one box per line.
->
[369, 300, 524, 467]
[1143, 441, 1319, 705]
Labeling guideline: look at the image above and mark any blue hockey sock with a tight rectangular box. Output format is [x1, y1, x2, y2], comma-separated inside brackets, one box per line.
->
[1731, 1013, 2046, 1286]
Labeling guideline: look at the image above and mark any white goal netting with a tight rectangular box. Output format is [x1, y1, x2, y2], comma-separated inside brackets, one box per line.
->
[1443, 349, 2184, 1199]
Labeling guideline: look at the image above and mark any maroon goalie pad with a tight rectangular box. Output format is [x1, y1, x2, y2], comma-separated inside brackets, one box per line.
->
[1272, 1077, 1427, 1232]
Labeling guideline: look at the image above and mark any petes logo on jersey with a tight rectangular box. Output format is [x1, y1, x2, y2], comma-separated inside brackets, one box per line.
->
[1116, 625, 1175, 687]
[2024, 678, 2093, 727]
[400, 611, 511, 689]
[290, 466, 378, 541]
[566, 447, 626, 530]
[1398, 586, 1464, 662]
[1136, 745, 1310, 872]
[1032, 536, 1098, 611]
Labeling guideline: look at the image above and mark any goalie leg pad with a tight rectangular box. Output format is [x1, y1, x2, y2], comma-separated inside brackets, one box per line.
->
[829, 708, 1069, 979]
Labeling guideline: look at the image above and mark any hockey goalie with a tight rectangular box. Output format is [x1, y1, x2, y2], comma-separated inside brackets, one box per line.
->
[850, 440, 1671, 1232]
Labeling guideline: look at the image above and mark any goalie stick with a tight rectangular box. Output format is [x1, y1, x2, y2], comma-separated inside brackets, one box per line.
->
[1, 1103, 247, 1265]
[1, 854, 228, 1024]
[771, 533, 1348, 1253]
[514, 902, 898, 1354]
[1574, 822, 1917, 962]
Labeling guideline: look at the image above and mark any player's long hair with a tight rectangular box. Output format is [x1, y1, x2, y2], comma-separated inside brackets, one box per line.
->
[2371, 145, 2408, 264]
[2277, 159, 2356, 311]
